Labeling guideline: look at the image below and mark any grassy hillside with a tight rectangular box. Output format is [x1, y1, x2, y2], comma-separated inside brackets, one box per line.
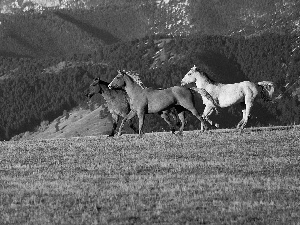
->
[1, 127, 300, 224]
[13, 106, 112, 140]
[13, 105, 140, 141]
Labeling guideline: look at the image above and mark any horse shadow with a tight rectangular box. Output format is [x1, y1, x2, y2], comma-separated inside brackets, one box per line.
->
[193, 49, 248, 83]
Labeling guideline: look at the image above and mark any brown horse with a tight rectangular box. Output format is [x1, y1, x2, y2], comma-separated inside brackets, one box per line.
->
[86, 78, 138, 136]
[87, 77, 180, 136]
[181, 65, 275, 129]
[108, 70, 211, 137]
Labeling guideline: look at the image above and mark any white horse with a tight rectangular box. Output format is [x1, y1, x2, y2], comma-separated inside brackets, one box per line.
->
[181, 65, 275, 129]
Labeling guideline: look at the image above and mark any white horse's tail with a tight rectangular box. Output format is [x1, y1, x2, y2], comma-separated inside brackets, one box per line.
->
[257, 81, 275, 101]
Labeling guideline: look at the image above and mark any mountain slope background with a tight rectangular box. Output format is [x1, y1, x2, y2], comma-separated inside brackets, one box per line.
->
[0, 0, 300, 140]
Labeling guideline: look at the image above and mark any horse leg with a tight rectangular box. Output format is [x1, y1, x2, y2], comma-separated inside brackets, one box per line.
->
[118, 110, 136, 136]
[241, 101, 252, 129]
[237, 102, 252, 129]
[237, 102, 245, 129]
[173, 106, 185, 135]
[188, 107, 209, 131]
[128, 119, 138, 134]
[170, 108, 181, 128]
[207, 107, 219, 128]
[159, 110, 176, 134]
[137, 110, 145, 138]
[177, 111, 185, 136]
[237, 110, 245, 129]
[201, 104, 216, 131]
[109, 113, 119, 136]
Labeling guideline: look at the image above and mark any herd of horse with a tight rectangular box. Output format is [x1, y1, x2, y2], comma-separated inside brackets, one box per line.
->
[86, 66, 275, 137]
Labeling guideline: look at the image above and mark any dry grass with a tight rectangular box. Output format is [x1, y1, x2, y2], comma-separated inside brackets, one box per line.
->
[1, 128, 300, 224]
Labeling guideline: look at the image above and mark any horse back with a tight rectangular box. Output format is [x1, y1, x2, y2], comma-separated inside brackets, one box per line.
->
[211, 81, 258, 107]
[171, 86, 193, 99]
[144, 88, 176, 113]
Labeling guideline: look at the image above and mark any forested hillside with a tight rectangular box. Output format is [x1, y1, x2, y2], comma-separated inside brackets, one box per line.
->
[0, 1, 300, 140]
[0, 31, 299, 140]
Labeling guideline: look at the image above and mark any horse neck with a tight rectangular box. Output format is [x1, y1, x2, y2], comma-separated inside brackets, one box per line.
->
[98, 82, 113, 100]
[123, 75, 144, 99]
[195, 73, 210, 89]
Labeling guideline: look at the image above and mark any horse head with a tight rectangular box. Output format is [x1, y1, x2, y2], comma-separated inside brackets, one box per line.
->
[181, 65, 198, 86]
[182, 66, 215, 87]
[86, 77, 100, 98]
[86, 77, 110, 98]
[108, 70, 126, 89]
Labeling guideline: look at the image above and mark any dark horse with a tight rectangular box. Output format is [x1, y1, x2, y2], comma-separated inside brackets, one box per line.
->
[108, 70, 211, 137]
[86, 77, 138, 136]
[86, 77, 180, 136]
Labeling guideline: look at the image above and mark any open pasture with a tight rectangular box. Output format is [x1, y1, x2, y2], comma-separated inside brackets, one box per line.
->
[1, 127, 300, 224]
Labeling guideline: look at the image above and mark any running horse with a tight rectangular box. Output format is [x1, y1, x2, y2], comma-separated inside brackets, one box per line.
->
[108, 70, 212, 137]
[86, 78, 138, 136]
[87, 77, 181, 136]
[181, 65, 275, 129]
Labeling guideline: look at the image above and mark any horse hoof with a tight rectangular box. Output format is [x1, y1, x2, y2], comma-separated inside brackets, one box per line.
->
[176, 132, 183, 136]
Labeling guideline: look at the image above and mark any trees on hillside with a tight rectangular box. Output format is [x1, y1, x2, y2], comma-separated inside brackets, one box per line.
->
[0, 32, 299, 140]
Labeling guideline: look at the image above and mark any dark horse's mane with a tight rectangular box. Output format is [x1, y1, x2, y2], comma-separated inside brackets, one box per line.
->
[97, 79, 109, 93]
[98, 78, 124, 93]
[195, 67, 216, 84]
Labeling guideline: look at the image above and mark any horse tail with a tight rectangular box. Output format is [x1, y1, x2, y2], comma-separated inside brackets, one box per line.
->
[257, 81, 275, 102]
[189, 87, 220, 112]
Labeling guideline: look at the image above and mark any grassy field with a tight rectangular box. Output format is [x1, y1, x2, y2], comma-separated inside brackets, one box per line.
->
[1, 128, 300, 224]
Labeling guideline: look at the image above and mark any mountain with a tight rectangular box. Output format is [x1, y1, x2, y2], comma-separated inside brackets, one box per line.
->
[2, 0, 299, 36]
[1, 1, 300, 55]
[1, 0, 300, 140]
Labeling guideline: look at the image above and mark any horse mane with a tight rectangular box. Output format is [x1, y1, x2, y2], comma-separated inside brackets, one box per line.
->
[196, 68, 217, 84]
[96, 78, 109, 86]
[120, 70, 146, 89]
[194, 67, 216, 84]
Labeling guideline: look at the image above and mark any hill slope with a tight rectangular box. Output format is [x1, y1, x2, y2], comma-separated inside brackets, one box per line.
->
[2, 128, 300, 224]
[13, 104, 140, 141]
[14, 106, 112, 140]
